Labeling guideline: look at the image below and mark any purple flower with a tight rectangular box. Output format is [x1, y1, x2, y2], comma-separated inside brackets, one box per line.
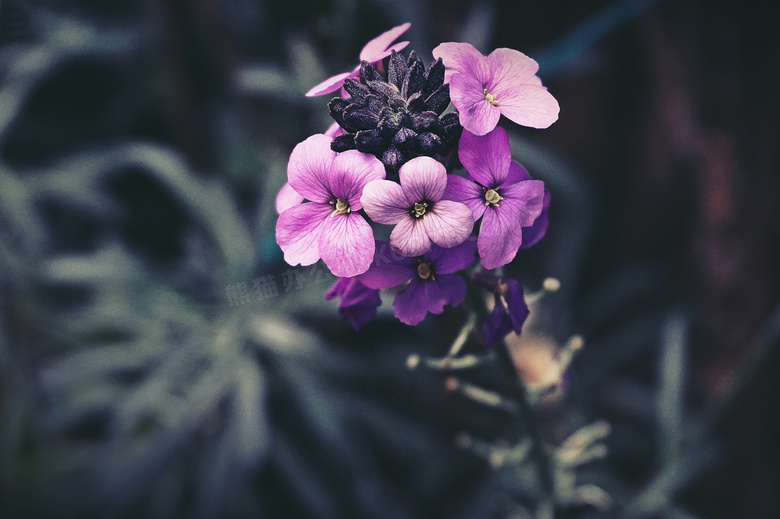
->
[474, 272, 529, 347]
[305, 23, 411, 97]
[432, 42, 559, 135]
[443, 127, 545, 269]
[275, 182, 303, 214]
[275, 134, 385, 277]
[325, 277, 382, 330]
[360, 156, 474, 257]
[360, 240, 477, 325]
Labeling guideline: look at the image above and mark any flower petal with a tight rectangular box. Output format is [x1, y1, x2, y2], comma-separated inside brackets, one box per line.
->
[503, 279, 530, 333]
[519, 189, 550, 249]
[429, 239, 477, 274]
[437, 274, 468, 309]
[458, 127, 511, 187]
[318, 213, 375, 277]
[504, 160, 531, 185]
[422, 200, 474, 249]
[486, 48, 539, 90]
[287, 134, 337, 203]
[432, 42, 490, 82]
[390, 215, 431, 257]
[305, 71, 353, 97]
[483, 300, 512, 347]
[398, 156, 448, 203]
[275, 182, 304, 214]
[275, 202, 331, 266]
[501, 179, 545, 227]
[478, 204, 525, 269]
[330, 150, 386, 208]
[361, 179, 410, 224]
[392, 279, 430, 325]
[359, 241, 416, 289]
[450, 73, 501, 136]
[494, 83, 560, 129]
[359, 23, 411, 62]
[442, 174, 486, 221]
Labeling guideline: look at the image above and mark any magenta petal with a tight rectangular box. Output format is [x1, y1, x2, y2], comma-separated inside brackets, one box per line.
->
[501, 179, 545, 226]
[330, 150, 386, 208]
[437, 274, 467, 308]
[276, 203, 331, 267]
[443, 174, 486, 221]
[450, 73, 501, 136]
[504, 160, 531, 185]
[459, 127, 512, 187]
[520, 189, 550, 249]
[494, 83, 560, 129]
[432, 42, 490, 82]
[275, 182, 304, 214]
[486, 48, 539, 89]
[287, 134, 337, 203]
[318, 213, 375, 277]
[392, 279, 429, 325]
[399, 156, 448, 203]
[478, 205, 525, 269]
[361, 179, 409, 224]
[359, 23, 411, 62]
[430, 239, 477, 274]
[390, 216, 431, 257]
[305, 71, 352, 97]
[423, 200, 474, 249]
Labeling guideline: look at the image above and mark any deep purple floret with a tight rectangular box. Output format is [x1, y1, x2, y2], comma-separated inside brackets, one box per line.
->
[325, 277, 382, 330]
[475, 272, 530, 347]
[359, 240, 477, 325]
[443, 127, 546, 269]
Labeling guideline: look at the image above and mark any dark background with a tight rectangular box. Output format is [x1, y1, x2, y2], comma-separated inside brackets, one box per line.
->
[1, 0, 778, 518]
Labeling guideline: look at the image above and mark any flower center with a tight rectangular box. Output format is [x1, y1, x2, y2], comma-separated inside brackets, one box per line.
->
[411, 201, 430, 218]
[416, 262, 433, 280]
[484, 188, 503, 207]
[483, 88, 499, 106]
[330, 197, 351, 215]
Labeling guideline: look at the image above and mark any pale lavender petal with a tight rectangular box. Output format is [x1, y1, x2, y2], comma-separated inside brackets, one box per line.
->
[287, 134, 337, 203]
[398, 156, 448, 203]
[330, 150, 386, 208]
[275, 182, 304, 214]
[318, 212, 375, 277]
[359, 241, 415, 289]
[459, 127, 511, 187]
[393, 279, 430, 325]
[361, 179, 410, 224]
[275, 202, 331, 266]
[432, 42, 491, 83]
[504, 160, 531, 185]
[430, 239, 477, 274]
[478, 205, 525, 269]
[442, 174, 486, 221]
[324, 122, 345, 138]
[305, 71, 352, 97]
[359, 23, 411, 62]
[390, 215, 431, 257]
[450, 73, 501, 136]
[486, 48, 539, 90]
[494, 83, 560, 129]
[423, 200, 474, 249]
[501, 179, 545, 226]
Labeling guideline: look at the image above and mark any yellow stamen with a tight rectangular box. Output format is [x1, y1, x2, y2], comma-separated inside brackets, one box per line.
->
[484, 188, 502, 206]
[417, 262, 432, 280]
[413, 201, 428, 218]
[483, 88, 499, 106]
[331, 197, 350, 215]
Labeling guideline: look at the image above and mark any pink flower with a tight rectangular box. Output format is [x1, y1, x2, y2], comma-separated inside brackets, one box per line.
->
[305, 23, 411, 97]
[432, 42, 559, 135]
[275, 134, 385, 277]
[443, 127, 546, 269]
[360, 156, 474, 257]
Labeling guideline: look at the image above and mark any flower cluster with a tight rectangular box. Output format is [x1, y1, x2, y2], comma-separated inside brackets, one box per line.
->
[276, 24, 558, 343]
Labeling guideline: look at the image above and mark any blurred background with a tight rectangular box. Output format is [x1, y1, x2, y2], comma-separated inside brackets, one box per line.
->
[1, 0, 778, 518]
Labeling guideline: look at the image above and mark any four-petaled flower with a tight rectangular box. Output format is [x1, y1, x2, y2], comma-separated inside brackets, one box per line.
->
[361, 156, 474, 257]
[325, 277, 382, 330]
[444, 127, 545, 269]
[306, 23, 411, 97]
[360, 240, 477, 325]
[432, 42, 559, 135]
[276, 134, 385, 277]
